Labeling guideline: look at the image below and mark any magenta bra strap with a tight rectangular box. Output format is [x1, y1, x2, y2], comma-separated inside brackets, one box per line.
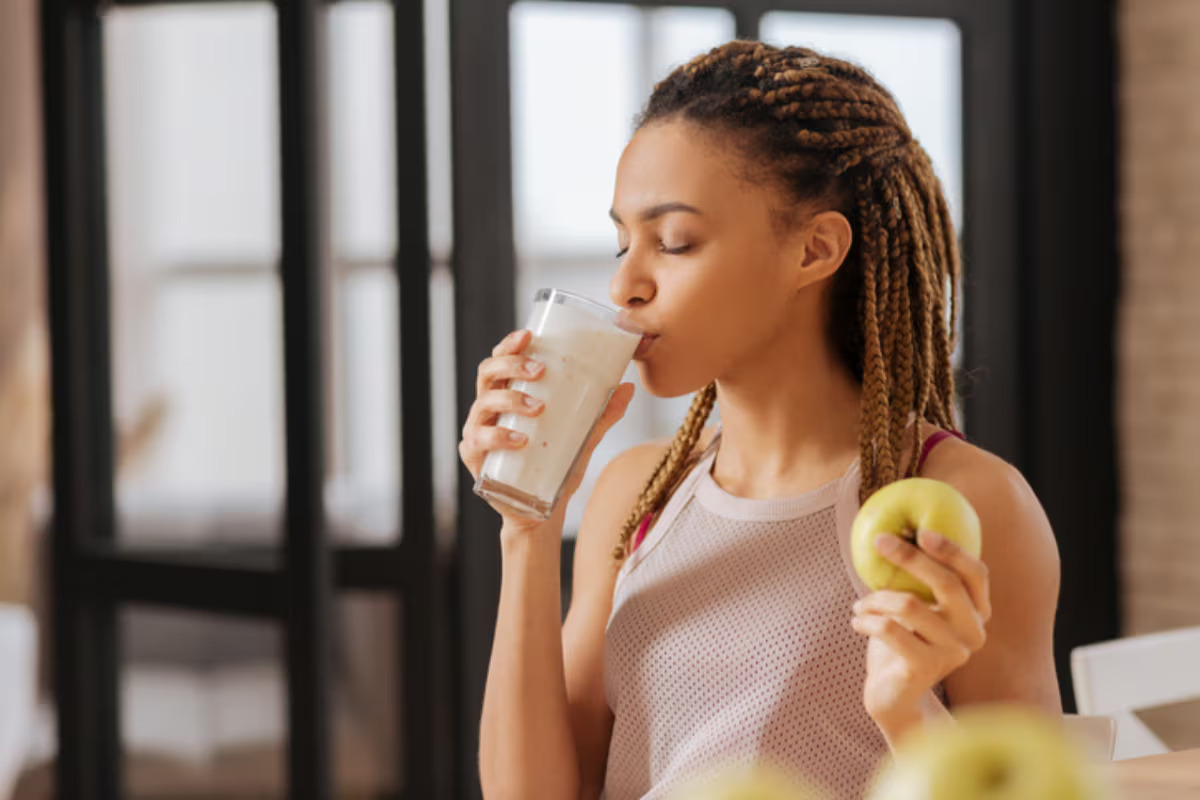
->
[914, 429, 967, 476]
[632, 513, 654, 553]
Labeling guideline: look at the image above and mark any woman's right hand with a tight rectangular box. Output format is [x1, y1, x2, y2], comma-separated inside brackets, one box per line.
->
[459, 330, 551, 529]
[459, 328, 636, 536]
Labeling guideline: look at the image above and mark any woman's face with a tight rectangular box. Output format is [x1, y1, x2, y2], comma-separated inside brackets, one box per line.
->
[610, 119, 824, 398]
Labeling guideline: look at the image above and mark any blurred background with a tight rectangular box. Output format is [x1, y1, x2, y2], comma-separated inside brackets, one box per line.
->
[0, 0, 1194, 798]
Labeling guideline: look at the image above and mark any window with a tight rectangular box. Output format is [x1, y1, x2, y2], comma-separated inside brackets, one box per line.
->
[104, 2, 422, 546]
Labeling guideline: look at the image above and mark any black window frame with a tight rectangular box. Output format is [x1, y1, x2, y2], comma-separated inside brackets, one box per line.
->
[40, 0, 446, 797]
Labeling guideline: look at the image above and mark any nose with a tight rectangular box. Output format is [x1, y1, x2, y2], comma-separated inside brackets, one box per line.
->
[610, 248, 655, 309]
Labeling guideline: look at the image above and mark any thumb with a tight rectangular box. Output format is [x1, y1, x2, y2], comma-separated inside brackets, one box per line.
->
[598, 382, 636, 430]
[562, 383, 637, 496]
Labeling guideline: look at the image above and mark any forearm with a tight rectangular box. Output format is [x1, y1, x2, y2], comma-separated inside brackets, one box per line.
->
[479, 525, 580, 800]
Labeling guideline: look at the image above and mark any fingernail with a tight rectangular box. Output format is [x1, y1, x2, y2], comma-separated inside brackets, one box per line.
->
[508, 431, 526, 443]
[523, 395, 542, 409]
[524, 360, 543, 376]
[851, 601, 863, 614]
[875, 535, 901, 555]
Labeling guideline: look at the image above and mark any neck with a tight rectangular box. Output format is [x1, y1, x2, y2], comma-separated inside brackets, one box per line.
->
[710, 328, 862, 500]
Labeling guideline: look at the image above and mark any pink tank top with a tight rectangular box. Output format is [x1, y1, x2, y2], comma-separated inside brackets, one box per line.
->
[604, 446, 942, 800]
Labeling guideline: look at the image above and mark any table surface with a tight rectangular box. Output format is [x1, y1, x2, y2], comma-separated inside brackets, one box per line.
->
[1111, 748, 1200, 799]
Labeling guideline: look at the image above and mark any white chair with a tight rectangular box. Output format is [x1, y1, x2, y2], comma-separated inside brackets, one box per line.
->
[1071, 625, 1200, 760]
[0, 606, 37, 800]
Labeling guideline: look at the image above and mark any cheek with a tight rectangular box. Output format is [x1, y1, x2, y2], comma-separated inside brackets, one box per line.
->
[639, 254, 782, 395]
[685, 250, 789, 346]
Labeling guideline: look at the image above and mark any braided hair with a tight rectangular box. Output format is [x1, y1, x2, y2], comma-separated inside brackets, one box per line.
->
[613, 41, 960, 560]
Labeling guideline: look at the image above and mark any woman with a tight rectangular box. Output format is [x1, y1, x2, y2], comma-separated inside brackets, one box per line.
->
[460, 41, 1061, 800]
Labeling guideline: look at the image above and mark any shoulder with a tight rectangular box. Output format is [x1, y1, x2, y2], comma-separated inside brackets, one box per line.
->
[919, 432, 1061, 619]
[588, 426, 719, 515]
[919, 434, 1054, 549]
[920, 433, 1063, 709]
[575, 426, 719, 569]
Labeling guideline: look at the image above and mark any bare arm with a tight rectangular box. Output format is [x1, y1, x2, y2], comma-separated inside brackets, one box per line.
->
[479, 441, 664, 800]
[464, 326, 663, 798]
[935, 449, 1063, 712]
[563, 442, 668, 799]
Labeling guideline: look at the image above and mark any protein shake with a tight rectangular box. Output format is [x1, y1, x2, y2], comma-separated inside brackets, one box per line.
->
[475, 289, 641, 519]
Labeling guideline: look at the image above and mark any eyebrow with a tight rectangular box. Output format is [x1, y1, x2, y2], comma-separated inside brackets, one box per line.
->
[609, 201, 703, 225]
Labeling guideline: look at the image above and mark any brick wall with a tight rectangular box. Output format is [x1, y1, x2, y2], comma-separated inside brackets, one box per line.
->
[1118, 0, 1200, 635]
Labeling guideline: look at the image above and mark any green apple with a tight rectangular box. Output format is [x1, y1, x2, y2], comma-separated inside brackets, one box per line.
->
[865, 705, 1113, 800]
[851, 477, 982, 602]
[668, 764, 826, 800]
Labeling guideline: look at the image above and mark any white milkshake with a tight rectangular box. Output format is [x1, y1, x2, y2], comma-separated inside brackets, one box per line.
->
[476, 289, 641, 519]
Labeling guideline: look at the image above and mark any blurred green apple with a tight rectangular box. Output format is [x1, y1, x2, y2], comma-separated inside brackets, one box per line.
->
[865, 705, 1112, 800]
[668, 764, 825, 800]
[851, 477, 982, 602]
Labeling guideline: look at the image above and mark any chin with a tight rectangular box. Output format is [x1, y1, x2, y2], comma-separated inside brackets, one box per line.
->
[634, 360, 713, 400]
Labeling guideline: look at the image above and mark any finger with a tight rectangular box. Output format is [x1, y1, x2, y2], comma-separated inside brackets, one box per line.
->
[476, 388, 545, 419]
[875, 536, 988, 651]
[461, 399, 500, 441]
[599, 382, 636, 428]
[875, 534, 974, 612]
[476, 354, 544, 396]
[853, 592, 964, 651]
[582, 383, 635, 452]
[561, 383, 637, 495]
[491, 329, 532, 358]
[468, 424, 528, 455]
[851, 613, 931, 664]
[917, 530, 992, 621]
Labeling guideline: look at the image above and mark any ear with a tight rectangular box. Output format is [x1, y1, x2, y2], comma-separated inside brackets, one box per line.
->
[792, 210, 853, 289]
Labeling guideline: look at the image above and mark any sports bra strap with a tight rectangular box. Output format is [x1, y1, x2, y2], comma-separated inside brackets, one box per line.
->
[914, 429, 966, 476]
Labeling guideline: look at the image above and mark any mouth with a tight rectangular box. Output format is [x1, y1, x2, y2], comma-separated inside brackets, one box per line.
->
[634, 334, 659, 360]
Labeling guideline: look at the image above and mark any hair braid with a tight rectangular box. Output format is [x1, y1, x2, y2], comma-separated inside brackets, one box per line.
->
[616, 40, 963, 559]
[855, 175, 896, 495]
[613, 382, 717, 559]
[901, 154, 958, 428]
[908, 177, 940, 422]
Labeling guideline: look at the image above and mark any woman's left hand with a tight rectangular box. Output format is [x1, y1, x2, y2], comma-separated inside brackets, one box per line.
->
[850, 529, 992, 736]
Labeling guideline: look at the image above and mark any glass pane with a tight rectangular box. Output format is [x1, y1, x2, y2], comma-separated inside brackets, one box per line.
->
[329, 266, 400, 545]
[509, 2, 735, 535]
[105, 4, 280, 265]
[326, 2, 410, 545]
[431, 264, 459, 538]
[334, 594, 403, 796]
[759, 12, 964, 229]
[426, 0, 454, 263]
[329, 1, 397, 262]
[121, 608, 285, 798]
[104, 4, 286, 546]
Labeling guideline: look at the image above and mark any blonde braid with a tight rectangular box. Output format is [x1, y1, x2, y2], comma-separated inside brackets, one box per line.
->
[613, 383, 717, 560]
[856, 176, 896, 496]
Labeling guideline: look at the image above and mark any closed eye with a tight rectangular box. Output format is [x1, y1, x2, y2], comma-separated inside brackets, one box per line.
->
[615, 242, 693, 259]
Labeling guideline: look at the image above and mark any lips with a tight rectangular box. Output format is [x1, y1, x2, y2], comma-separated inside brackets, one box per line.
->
[634, 334, 659, 360]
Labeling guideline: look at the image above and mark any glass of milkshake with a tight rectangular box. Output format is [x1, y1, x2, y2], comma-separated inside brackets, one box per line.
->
[474, 288, 642, 520]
